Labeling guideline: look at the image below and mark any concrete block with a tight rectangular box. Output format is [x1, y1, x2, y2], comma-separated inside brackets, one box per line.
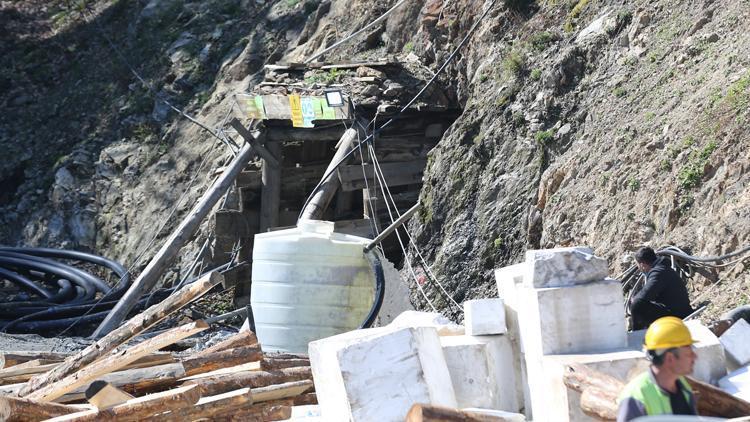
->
[720, 319, 750, 367]
[440, 335, 519, 412]
[389, 311, 464, 336]
[518, 279, 627, 356]
[524, 247, 609, 288]
[465, 298, 507, 336]
[309, 326, 457, 421]
[719, 365, 750, 402]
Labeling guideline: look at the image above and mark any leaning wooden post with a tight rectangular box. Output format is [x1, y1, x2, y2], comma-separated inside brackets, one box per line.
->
[260, 141, 282, 232]
[92, 130, 265, 339]
[300, 127, 358, 221]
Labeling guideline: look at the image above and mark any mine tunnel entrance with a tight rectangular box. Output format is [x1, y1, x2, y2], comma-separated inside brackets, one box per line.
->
[213, 60, 462, 306]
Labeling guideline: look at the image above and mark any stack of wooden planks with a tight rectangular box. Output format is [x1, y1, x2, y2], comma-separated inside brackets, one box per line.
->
[0, 271, 315, 422]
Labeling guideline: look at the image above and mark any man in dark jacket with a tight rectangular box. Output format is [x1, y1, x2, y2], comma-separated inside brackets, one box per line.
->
[630, 247, 694, 330]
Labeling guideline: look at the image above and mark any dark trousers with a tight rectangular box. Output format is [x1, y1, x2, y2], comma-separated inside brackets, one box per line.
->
[631, 301, 674, 331]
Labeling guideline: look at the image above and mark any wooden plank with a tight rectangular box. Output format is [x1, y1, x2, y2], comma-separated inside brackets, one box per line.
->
[338, 159, 427, 192]
[214, 210, 256, 238]
[257, 95, 351, 121]
[44, 385, 201, 422]
[0, 396, 80, 422]
[180, 361, 261, 382]
[193, 331, 259, 357]
[210, 400, 292, 421]
[26, 321, 209, 402]
[0, 351, 70, 369]
[252, 380, 313, 403]
[229, 119, 279, 168]
[236, 170, 261, 189]
[0, 360, 58, 379]
[21, 271, 223, 397]
[266, 126, 344, 142]
[182, 346, 263, 377]
[320, 61, 392, 69]
[85, 382, 134, 410]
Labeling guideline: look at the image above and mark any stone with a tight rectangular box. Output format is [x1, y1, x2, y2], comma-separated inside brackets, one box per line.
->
[465, 298, 507, 336]
[441, 335, 519, 412]
[309, 326, 457, 421]
[629, 320, 727, 384]
[494, 263, 530, 417]
[518, 279, 627, 356]
[719, 365, 750, 402]
[382, 83, 404, 98]
[720, 319, 750, 366]
[360, 84, 380, 97]
[388, 310, 463, 336]
[356, 66, 385, 79]
[523, 247, 609, 288]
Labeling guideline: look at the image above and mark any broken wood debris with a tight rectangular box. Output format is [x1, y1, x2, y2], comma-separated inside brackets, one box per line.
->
[0, 327, 313, 422]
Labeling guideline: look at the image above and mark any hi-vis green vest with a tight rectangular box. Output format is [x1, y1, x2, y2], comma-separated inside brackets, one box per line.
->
[618, 372, 694, 415]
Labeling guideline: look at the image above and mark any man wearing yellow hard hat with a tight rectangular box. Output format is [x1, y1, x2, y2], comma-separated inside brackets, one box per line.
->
[617, 316, 698, 421]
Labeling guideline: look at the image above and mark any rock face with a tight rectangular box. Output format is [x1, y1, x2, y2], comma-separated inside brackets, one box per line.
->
[1, 0, 749, 321]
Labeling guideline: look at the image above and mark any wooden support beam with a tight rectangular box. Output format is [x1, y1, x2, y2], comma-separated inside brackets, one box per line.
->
[180, 361, 261, 382]
[299, 127, 358, 220]
[0, 396, 80, 422]
[206, 399, 293, 422]
[182, 346, 263, 377]
[92, 131, 263, 338]
[44, 385, 201, 422]
[266, 126, 345, 142]
[260, 141, 282, 232]
[260, 357, 311, 371]
[406, 403, 514, 421]
[27, 320, 209, 402]
[192, 331, 259, 357]
[160, 387, 253, 422]
[229, 119, 279, 168]
[185, 366, 313, 396]
[21, 272, 222, 397]
[338, 159, 427, 192]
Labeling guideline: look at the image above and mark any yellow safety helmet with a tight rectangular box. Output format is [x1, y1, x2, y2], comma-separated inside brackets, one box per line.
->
[644, 316, 696, 350]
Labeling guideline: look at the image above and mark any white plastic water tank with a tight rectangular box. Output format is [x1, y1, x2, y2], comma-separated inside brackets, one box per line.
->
[250, 220, 375, 353]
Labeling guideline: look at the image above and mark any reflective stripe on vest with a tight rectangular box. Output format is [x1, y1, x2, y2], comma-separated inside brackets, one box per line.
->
[618, 372, 693, 415]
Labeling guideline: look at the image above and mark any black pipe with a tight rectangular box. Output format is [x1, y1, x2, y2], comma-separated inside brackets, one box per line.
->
[360, 250, 386, 329]
[0, 256, 97, 301]
[0, 267, 54, 299]
[0, 251, 111, 294]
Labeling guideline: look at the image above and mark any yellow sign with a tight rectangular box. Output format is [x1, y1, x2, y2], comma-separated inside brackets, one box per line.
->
[289, 94, 304, 127]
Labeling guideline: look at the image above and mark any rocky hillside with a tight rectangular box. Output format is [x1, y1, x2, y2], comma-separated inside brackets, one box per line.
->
[1, 0, 748, 318]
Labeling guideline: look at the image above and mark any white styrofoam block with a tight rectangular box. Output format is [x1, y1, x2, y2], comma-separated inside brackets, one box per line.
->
[465, 298, 507, 336]
[628, 322, 727, 384]
[440, 335, 519, 412]
[524, 349, 649, 422]
[524, 247, 609, 288]
[720, 319, 750, 366]
[719, 365, 750, 402]
[519, 279, 627, 356]
[389, 311, 464, 336]
[309, 326, 456, 421]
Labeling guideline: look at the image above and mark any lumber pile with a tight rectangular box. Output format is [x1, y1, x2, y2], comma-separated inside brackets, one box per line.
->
[0, 272, 315, 422]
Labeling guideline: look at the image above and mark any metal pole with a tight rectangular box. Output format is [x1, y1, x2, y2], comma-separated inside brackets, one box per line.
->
[363, 202, 420, 253]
